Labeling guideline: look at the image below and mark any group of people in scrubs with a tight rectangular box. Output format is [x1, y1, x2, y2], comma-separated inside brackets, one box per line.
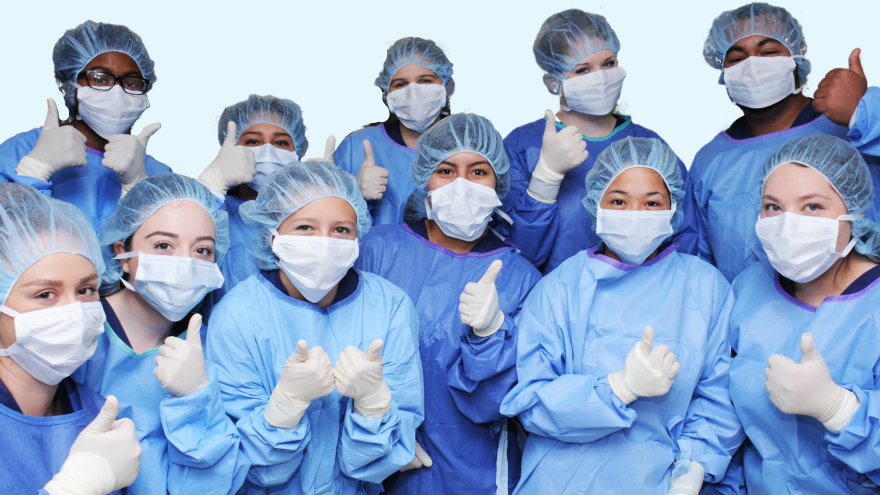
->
[1, 2, 879, 494]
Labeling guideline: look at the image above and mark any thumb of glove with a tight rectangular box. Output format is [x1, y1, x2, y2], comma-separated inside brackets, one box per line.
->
[366, 339, 384, 361]
[478, 260, 502, 285]
[292, 339, 309, 362]
[799, 333, 822, 363]
[86, 396, 120, 434]
[185, 314, 202, 347]
[136, 123, 161, 146]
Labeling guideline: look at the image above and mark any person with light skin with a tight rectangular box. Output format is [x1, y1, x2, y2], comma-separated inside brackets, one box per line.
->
[500, 137, 742, 495]
[691, 2, 880, 283]
[206, 161, 422, 494]
[356, 113, 542, 494]
[0, 183, 141, 495]
[0, 20, 168, 233]
[73, 173, 249, 494]
[501, 9, 700, 274]
[334, 36, 455, 225]
[717, 134, 880, 493]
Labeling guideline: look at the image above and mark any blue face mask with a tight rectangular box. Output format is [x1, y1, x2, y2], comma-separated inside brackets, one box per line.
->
[250, 144, 298, 191]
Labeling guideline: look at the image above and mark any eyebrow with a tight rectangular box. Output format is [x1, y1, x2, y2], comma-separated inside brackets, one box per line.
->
[439, 160, 492, 167]
[83, 66, 142, 77]
[145, 231, 179, 239]
[79, 274, 99, 284]
[195, 236, 216, 243]
[21, 279, 62, 288]
[603, 56, 616, 65]
[728, 37, 781, 54]
[763, 193, 833, 202]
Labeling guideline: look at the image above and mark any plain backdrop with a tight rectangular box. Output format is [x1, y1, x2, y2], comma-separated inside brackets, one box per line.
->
[1, 0, 877, 177]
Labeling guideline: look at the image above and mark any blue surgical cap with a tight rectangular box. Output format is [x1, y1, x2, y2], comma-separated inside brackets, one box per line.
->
[534, 9, 620, 93]
[240, 161, 370, 270]
[763, 134, 880, 257]
[0, 183, 104, 303]
[99, 174, 229, 293]
[374, 37, 455, 97]
[583, 137, 685, 231]
[704, 3, 810, 83]
[218, 94, 309, 158]
[410, 113, 511, 198]
[53, 20, 156, 109]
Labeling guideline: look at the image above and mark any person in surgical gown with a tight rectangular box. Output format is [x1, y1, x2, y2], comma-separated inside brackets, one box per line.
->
[500, 9, 699, 273]
[357, 113, 543, 494]
[0, 20, 169, 232]
[206, 160, 423, 494]
[725, 134, 880, 493]
[334, 36, 455, 225]
[500, 137, 742, 494]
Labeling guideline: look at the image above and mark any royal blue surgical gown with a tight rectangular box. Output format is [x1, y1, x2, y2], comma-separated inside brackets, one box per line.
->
[728, 261, 880, 493]
[500, 244, 742, 494]
[0, 127, 171, 233]
[501, 115, 700, 273]
[334, 124, 417, 226]
[0, 377, 125, 495]
[73, 299, 249, 495]
[206, 269, 423, 495]
[357, 221, 542, 495]
[690, 106, 880, 282]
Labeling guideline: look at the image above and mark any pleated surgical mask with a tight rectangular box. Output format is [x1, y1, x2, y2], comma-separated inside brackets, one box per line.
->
[426, 178, 501, 242]
[596, 205, 676, 265]
[386, 83, 447, 133]
[722, 56, 802, 109]
[271, 231, 359, 303]
[250, 144, 299, 192]
[75, 84, 150, 139]
[561, 66, 627, 115]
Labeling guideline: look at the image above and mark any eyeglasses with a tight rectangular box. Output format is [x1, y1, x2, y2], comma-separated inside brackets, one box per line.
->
[79, 70, 149, 95]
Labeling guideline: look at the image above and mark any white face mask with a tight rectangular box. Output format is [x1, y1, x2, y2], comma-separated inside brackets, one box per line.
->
[722, 56, 802, 109]
[596, 206, 676, 265]
[0, 301, 106, 385]
[386, 83, 447, 133]
[426, 177, 501, 242]
[250, 144, 299, 191]
[115, 252, 225, 321]
[755, 212, 859, 283]
[271, 232, 359, 303]
[561, 66, 627, 115]
[75, 84, 150, 139]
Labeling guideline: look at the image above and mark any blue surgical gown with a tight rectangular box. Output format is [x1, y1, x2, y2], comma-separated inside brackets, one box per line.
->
[690, 113, 880, 282]
[500, 115, 700, 273]
[220, 193, 259, 291]
[206, 270, 423, 494]
[73, 311, 249, 495]
[334, 124, 417, 225]
[356, 222, 542, 495]
[728, 261, 880, 493]
[500, 244, 742, 494]
[0, 127, 172, 233]
[0, 378, 124, 495]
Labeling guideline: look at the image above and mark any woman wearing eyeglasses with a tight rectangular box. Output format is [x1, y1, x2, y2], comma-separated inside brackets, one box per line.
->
[0, 20, 169, 232]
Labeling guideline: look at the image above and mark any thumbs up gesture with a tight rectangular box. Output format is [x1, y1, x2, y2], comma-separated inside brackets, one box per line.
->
[265, 339, 335, 429]
[356, 140, 389, 200]
[103, 122, 161, 195]
[305, 135, 337, 163]
[335, 339, 392, 418]
[198, 121, 258, 195]
[814, 48, 869, 127]
[44, 396, 141, 495]
[765, 333, 860, 431]
[153, 314, 209, 397]
[608, 326, 680, 405]
[459, 260, 505, 337]
[17, 99, 87, 181]
[533, 110, 588, 183]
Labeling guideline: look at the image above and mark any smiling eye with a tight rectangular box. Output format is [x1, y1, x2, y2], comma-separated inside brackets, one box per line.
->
[243, 139, 260, 146]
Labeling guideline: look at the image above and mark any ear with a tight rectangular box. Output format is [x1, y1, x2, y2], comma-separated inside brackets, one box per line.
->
[113, 241, 130, 274]
[542, 73, 561, 95]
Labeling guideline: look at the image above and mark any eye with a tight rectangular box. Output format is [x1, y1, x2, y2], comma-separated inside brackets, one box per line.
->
[391, 81, 408, 90]
[243, 138, 260, 146]
[646, 200, 662, 207]
[609, 198, 625, 206]
[761, 49, 781, 56]
[472, 168, 487, 176]
[77, 286, 97, 297]
[36, 290, 56, 300]
[763, 203, 782, 212]
[154, 241, 172, 251]
[418, 76, 437, 84]
[195, 246, 214, 257]
[334, 226, 351, 234]
[603, 60, 617, 68]
[436, 167, 453, 176]
[725, 56, 745, 66]
[574, 66, 590, 75]
[295, 224, 313, 231]
[274, 139, 291, 148]
[804, 203, 823, 212]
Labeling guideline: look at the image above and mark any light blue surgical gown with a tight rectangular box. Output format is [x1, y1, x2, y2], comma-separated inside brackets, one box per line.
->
[500, 244, 742, 494]
[334, 124, 417, 225]
[728, 261, 880, 493]
[690, 112, 880, 282]
[356, 222, 542, 495]
[0, 127, 171, 232]
[220, 193, 259, 291]
[0, 378, 124, 495]
[73, 309, 249, 495]
[500, 116, 700, 273]
[205, 270, 423, 495]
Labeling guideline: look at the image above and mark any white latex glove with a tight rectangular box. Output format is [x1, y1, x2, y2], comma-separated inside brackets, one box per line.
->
[154, 314, 208, 397]
[400, 441, 433, 472]
[668, 462, 705, 495]
[356, 140, 389, 200]
[43, 396, 141, 495]
[459, 260, 505, 337]
[103, 123, 161, 196]
[264, 340, 335, 429]
[197, 121, 257, 195]
[765, 333, 861, 432]
[305, 135, 337, 163]
[334, 339, 391, 418]
[527, 109, 588, 203]
[608, 326, 680, 405]
[17, 99, 87, 181]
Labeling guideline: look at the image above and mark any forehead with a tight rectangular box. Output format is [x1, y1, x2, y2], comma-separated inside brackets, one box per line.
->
[604, 166, 669, 193]
[136, 200, 215, 234]
[725, 35, 789, 55]
[391, 64, 438, 81]
[241, 122, 290, 136]
[280, 197, 357, 225]
[81, 51, 142, 75]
